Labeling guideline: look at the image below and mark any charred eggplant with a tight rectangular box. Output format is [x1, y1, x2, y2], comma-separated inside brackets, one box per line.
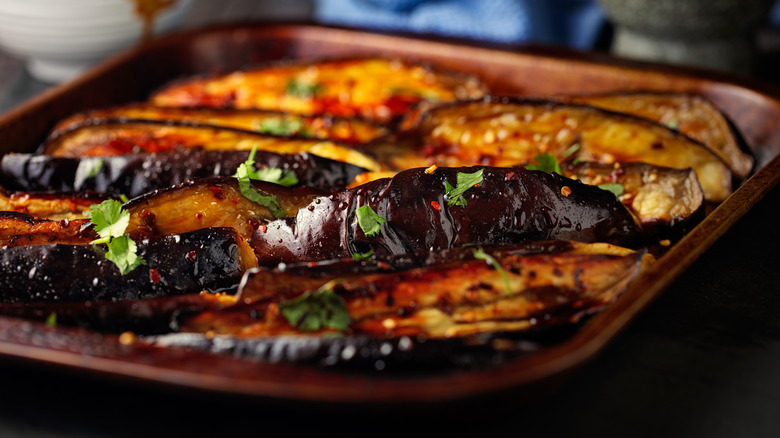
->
[149, 57, 489, 123]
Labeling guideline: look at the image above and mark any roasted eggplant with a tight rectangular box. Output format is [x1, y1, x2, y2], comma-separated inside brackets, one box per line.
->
[180, 241, 651, 339]
[0, 186, 108, 220]
[149, 57, 490, 123]
[0, 177, 328, 247]
[251, 166, 646, 266]
[48, 103, 390, 146]
[0, 227, 257, 303]
[40, 119, 382, 172]
[559, 91, 754, 180]
[381, 96, 732, 202]
[0, 148, 368, 196]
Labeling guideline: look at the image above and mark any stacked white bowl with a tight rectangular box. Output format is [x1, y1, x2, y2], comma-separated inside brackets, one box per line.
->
[0, 0, 193, 83]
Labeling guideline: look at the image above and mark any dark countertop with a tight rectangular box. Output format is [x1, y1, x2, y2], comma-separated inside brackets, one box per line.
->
[0, 45, 779, 438]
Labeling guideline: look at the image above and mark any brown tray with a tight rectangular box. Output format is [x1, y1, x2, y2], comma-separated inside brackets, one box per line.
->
[1, 22, 779, 405]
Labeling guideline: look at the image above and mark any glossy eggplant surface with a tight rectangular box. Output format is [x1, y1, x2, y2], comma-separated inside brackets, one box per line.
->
[382, 96, 732, 202]
[149, 57, 490, 123]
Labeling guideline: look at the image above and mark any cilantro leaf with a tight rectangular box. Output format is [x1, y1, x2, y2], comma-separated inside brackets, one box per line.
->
[46, 312, 57, 327]
[253, 167, 299, 187]
[285, 79, 322, 98]
[444, 169, 484, 207]
[87, 199, 130, 241]
[105, 235, 145, 275]
[87, 199, 145, 275]
[279, 284, 351, 332]
[352, 248, 375, 260]
[356, 205, 386, 237]
[257, 117, 305, 136]
[597, 183, 625, 197]
[233, 145, 288, 218]
[524, 153, 561, 175]
[472, 247, 512, 297]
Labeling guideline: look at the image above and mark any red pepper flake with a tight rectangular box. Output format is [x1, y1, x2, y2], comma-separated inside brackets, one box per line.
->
[149, 268, 161, 283]
[430, 200, 441, 211]
[561, 186, 572, 197]
[231, 198, 239, 204]
[208, 185, 226, 200]
[307, 261, 317, 268]
[195, 212, 204, 220]
[259, 224, 267, 233]
[425, 164, 438, 174]
[186, 251, 197, 262]
[377, 261, 391, 270]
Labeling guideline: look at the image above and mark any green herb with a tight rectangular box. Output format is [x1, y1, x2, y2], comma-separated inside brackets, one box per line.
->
[562, 143, 581, 159]
[253, 167, 299, 187]
[88, 199, 130, 244]
[444, 169, 484, 207]
[232, 145, 287, 218]
[46, 312, 56, 327]
[666, 119, 680, 130]
[524, 153, 561, 175]
[257, 117, 305, 136]
[119, 194, 130, 203]
[472, 247, 512, 297]
[597, 183, 625, 198]
[84, 159, 104, 179]
[87, 199, 145, 275]
[356, 205, 386, 237]
[352, 248, 375, 260]
[285, 79, 322, 98]
[278, 283, 351, 332]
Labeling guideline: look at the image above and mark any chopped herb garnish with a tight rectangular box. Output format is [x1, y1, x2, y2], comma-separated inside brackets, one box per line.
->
[444, 169, 484, 207]
[84, 159, 104, 179]
[598, 183, 625, 197]
[562, 143, 581, 159]
[232, 145, 287, 218]
[119, 194, 130, 203]
[278, 283, 351, 332]
[257, 117, 306, 136]
[86, 199, 145, 275]
[667, 119, 680, 130]
[352, 248, 375, 260]
[253, 167, 299, 187]
[356, 205, 386, 237]
[524, 153, 562, 175]
[285, 79, 322, 98]
[46, 312, 56, 327]
[472, 247, 512, 297]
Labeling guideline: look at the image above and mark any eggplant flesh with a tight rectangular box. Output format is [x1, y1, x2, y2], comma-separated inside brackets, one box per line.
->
[48, 103, 390, 146]
[251, 166, 645, 266]
[148, 57, 490, 123]
[559, 91, 754, 180]
[0, 186, 107, 220]
[381, 96, 732, 202]
[0, 149, 368, 197]
[180, 241, 650, 339]
[40, 119, 382, 172]
[0, 177, 328, 247]
[0, 227, 257, 304]
[561, 161, 704, 239]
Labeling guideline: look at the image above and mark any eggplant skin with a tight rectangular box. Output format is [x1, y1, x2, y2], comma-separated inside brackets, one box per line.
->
[0, 227, 257, 303]
[251, 166, 645, 266]
[0, 149, 368, 197]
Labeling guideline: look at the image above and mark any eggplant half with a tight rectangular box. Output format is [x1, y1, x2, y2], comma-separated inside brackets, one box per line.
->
[151, 241, 650, 370]
[39, 119, 382, 172]
[148, 57, 490, 123]
[0, 177, 328, 247]
[0, 186, 108, 220]
[0, 148, 368, 197]
[558, 91, 754, 180]
[380, 96, 732, 202]
[251, 166, 646, 266]
[48, 103, 390, 146]
[0, 226, 257, 303]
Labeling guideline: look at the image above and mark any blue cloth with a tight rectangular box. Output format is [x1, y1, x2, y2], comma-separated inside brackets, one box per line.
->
[313, 0, 606, 49]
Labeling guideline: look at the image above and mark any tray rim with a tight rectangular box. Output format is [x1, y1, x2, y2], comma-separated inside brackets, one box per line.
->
[1, 22, 780, 405]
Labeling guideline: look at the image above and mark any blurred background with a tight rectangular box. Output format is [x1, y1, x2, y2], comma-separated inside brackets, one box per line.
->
[2, 0, 780, 107]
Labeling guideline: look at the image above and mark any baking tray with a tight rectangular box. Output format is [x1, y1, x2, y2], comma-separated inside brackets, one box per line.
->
[1, 22, 779, 405]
